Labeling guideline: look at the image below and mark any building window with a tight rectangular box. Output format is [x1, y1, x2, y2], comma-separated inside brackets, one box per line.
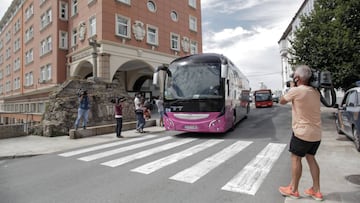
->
[89, 16, 96, 37]
[146, 25, 158, 45]
[116, 0, 130, 5]
[189, 15, 197, 32]
[170, 33, 180, 51]
[40, 0, 47, 6]
[25, 26, 34, 43]
[59, 1, 68, 20]
[59, 31, 68, 49]
[0, 70, 3, 79]
[190, 40, 198, 54]
[14, 77, 20, 90]
[38, 103, 45, 113]
[72, 29, 78, 46]
[25, 49, 34, 64]
[14, 19, 21, 33]
[71, 0, 78, 16]
[25, 4, 34, 21]
[14, 57, 20, 71]
[88, 0, 96, 5]
[5, 81, 11, 92]
[170, 11, 178, 22]
[41, 9, 52, 29]
[14, 38, 20, 52]
[40, 64, 52, 82]
[189, 0, 196, 8]
[5, 48, 11, 59]
[40, 36, 52, 56]
[147, 1, 156, 12]
[5, 64, 11, 76]
[5, 31, 11, 43]
[25, 72, 34, 86]
[115, 14, 130, 38]
[0, 55, 3, 64]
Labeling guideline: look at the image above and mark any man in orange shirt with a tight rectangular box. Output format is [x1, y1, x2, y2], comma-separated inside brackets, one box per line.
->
[279, 65, 323, 201]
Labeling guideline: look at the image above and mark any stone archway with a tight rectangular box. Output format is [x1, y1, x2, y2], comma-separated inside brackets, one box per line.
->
[112, 59, 159, 96]
[73, 60, 93, 79]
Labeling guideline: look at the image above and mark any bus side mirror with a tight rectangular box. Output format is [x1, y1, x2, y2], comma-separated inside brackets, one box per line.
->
[153, 72, 159, 85]
[221, 64, 228, 78]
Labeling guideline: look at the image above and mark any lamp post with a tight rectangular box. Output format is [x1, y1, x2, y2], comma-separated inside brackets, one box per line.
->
[88, 35, 101, 80]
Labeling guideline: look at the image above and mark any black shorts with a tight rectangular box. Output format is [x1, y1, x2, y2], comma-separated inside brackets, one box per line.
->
[289, 133, 321, 157]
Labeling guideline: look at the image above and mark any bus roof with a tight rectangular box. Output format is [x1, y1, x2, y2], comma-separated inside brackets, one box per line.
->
[172, 53, 225, 64]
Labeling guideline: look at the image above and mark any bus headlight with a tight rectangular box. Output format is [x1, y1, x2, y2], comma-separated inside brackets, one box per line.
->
[208, 119, 221, 130]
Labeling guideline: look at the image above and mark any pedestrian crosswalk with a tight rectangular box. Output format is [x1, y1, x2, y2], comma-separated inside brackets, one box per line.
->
[58, 135, 286, 196]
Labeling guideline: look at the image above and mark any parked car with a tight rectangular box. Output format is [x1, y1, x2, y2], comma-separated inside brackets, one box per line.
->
[334, 86, 360, 152]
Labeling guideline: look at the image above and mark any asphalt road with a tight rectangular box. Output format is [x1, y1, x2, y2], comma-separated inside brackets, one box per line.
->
[0, 104, 325, 203]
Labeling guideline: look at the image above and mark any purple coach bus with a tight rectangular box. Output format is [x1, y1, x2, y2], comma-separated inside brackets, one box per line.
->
[153, 53, 251, 133]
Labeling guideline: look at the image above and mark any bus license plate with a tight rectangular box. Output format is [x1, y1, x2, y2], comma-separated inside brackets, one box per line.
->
[184, 125, 197, 130]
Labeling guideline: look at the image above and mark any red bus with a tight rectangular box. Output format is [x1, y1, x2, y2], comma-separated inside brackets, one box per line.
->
[254, 89, 273, 108]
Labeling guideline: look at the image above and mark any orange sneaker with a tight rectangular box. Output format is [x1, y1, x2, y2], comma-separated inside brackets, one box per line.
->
[304, 187, 323, 201]
[279, 185, 300, 199]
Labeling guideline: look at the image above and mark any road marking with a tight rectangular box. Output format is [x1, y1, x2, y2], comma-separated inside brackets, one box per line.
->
[101, 138, 197, 167]
[131, 139, 223, 174]
[58, 135, 156, 157]
[78, 136, 172, 161]
[221, 143, 286, 195]
[169, 140, 253, 183]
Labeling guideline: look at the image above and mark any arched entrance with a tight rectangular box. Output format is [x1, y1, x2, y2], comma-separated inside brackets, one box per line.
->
[73, 60, 93, 79]
[112, 59, 159, 98]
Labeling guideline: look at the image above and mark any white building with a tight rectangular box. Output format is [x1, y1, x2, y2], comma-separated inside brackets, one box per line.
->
[278, 0, 315, 93]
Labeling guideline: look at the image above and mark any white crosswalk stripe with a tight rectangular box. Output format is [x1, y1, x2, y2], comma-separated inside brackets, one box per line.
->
[221, 143, 286, 195]
[58, 136, 287, 195]
[58, 135, 156, 157]
[169, 140, 253, 183]
[78, 136, 172, 161]
[131, 139, 223, 174]
[101, 138, 197, 167]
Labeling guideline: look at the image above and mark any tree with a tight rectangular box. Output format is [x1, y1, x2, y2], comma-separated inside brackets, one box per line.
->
[290, 0, 360, 90]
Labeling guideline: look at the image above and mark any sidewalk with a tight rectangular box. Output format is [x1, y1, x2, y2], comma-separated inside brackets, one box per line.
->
[285, 107, 360, 203]
[0, 126, 165, 160]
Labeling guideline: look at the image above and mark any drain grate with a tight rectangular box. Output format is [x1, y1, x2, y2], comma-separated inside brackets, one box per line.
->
[345, 175, 360, 185]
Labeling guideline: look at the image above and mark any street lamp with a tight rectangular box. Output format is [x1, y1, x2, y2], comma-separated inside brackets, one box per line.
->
[88, 35, 101, 80]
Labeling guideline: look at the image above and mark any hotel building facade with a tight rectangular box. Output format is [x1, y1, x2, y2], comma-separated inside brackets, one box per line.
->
[0, 0, 202, 125]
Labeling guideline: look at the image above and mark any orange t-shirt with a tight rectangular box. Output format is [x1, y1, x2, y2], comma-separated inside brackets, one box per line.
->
[283, 85, 322, 142]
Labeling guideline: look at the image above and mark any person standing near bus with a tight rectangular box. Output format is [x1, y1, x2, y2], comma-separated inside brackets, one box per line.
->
[278, 65, 323, 201]
[155, 96, 164, 127]
[135, 101, 147, 133]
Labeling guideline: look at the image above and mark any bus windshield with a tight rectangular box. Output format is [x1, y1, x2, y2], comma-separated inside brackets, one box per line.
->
[164, 63, 222, 100]
[255, 91, 272, 101]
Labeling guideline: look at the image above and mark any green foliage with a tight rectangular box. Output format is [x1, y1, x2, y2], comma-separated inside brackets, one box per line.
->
[291, 0, 360, 90]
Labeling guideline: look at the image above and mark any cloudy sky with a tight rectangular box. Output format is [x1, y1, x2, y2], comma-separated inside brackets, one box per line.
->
[0, 0, 303, 90]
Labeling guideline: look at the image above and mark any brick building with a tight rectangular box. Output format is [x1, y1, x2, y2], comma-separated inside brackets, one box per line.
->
[0, 0, 202, 125]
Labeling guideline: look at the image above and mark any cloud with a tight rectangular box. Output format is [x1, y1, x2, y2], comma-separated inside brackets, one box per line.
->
[0, 0, 12, 19]
[201, 0, 304, 90]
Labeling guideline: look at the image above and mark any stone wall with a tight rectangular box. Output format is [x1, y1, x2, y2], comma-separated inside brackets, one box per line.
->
[0, 124, 27, 139]
[31, 79, 136, 137]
